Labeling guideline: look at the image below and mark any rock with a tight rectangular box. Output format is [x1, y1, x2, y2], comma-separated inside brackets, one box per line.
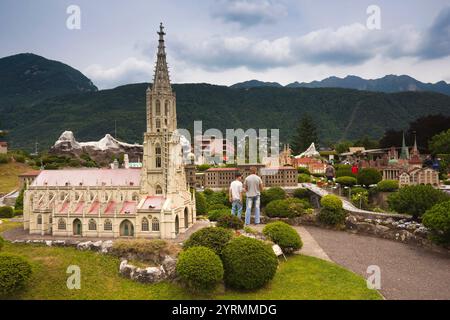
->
[77, 241, 93, 250]
[345, 216, 359, 229]
[161, 256, 177, 279]
[132, 266, 166, 283]
[91, 241, 103, 251]
[45, 240, 52, 247]
[119, 260, 136, 278]
[101, 240, 113, 253]
[52, 240, 66, 246]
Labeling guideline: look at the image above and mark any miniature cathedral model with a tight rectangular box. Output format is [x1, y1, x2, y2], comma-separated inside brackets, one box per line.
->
[23, 23, 196, 239]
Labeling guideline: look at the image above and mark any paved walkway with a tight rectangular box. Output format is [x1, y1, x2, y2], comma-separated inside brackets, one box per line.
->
[305, 225, 450, 300]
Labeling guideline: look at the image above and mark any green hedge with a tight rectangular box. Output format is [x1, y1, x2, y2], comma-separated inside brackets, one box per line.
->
[0, 207, 14, 218]
[195, 192, 207, 215]
[376, 180, 399, 192]
[0, 254, 32, 297]
[261, 187, 286, 207]
[0, 236, 4, 252]
[263, 222, 303, 253]
[357, 168, 382, 187]
[422, 201, 450, 245]
[222, 237, 278, 290]
[293, 188, 309, 199]
[184, 227, 233, 255]
[208, 209, 231, 222]
[216, 215, 244, 230]
[176, 247, 224, 291]
[320, 195, 343, 211]
[265, 198, 307, 218]
[335, 176, 357, 187]
[298, 173, 312, 183]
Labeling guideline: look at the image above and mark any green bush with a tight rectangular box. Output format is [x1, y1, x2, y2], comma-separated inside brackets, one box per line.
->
[318, 208, 347, 225]
[265, 198, 306, 218]
[208, 203, 229, 211]
[0, 154, 9, 164]
[357, 168, 382, 187]
[320, 195, 343, 211]
[387, 185, 450, 219]
[216, 215, 244, 230]
[443, 180, 450, 186]
[208, 209, 231, 222]
[335, 168, 356, 179]
[335, 176, 357, 187]
[261, 187, 286, 207]
[0, 236, 4, 251]
[14, 189, 24, 211]
[0, 254, 32, 296]
[184, 227, 233, 255]
[13, 209, 23, 216]
[206, 191, 229, 210]
[222, 237, 278, 290]
[263, 222, 303, 253]
[351, 190, 369, 209]
[376, 180, 399, 192]
[298, 173, 311, 183]
[0, 206, 14, 218]
[293, 188, 309, 199]
[176, 246, 224, 291]
[297, 167, 310, 174]
[195, 192, 208, 215]
[422, 201, 450, 245]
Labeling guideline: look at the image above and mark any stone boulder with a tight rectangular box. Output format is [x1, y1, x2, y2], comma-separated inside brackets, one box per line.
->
[161, 255, 177, 280]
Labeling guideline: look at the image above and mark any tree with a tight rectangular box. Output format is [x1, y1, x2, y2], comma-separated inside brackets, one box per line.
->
[290, 114, 319, 154]
[357, 168, 382, 187]
[429, 129, 450, 154]
[334, 141, 353, 154]
[353, 136, 379, 149]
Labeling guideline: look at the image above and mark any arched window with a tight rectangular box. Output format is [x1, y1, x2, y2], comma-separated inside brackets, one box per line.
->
[88, 219, 97, 231]
[37, 214, 42, 225]
[155, 185, 163, 195]
[58, 218, 66, 230]
[155, 145, 162, 168]
[104, 219, 112, 231]
[155, 100, 161, 115]
[60, 192, 66, 201]
[152, 218, 160, 232]
[141, 218, 149, 231]
[165, 101, 169, 116]
[156, 118, 161, 129]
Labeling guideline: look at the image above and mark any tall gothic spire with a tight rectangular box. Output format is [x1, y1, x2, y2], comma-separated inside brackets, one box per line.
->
[400, 131, 410, 160]
[152, 23, 171, 92]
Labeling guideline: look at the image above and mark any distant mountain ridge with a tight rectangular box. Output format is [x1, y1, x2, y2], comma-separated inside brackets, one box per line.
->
[231, 75, 450, 96]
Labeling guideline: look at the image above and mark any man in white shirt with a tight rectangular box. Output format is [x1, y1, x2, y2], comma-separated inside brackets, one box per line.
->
[243, 167, 264, 225]
[229, 173, 243, 219]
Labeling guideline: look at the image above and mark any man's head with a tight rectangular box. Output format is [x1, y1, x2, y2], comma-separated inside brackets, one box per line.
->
[235, 172, 242, 181]
[250, 166, 257, 175]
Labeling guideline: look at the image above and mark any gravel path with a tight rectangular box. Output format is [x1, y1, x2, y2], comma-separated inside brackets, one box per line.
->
[304, 226, 450, 300]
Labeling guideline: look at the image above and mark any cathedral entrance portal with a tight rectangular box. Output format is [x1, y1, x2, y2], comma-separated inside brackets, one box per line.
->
[73, 219, 82, 236]
[120, 220, 134, 237]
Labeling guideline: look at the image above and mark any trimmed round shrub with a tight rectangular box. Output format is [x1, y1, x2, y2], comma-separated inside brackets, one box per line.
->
[265, 198, 306, 218]
[222, 237, 278, 290]
[261, 187, 286, 206]
[184, 227, 233, 255]
[0, 254, 32, 296]
[176, 246, 224, 291]
[293, 188, 309, 200]
[216, 215, 244, 230]
[422, 201, 450, 245]
[443, 180, 450, 186]
[208, 209, 231, 221]
[195, 192, 208, 215]
[318, 208, 347, 225]
[263, 222, 303, 253]
[320, 195, 343, 211]
[335, 176, 357, 187]
[298, 173, 311, 183]
[376, 180, 399, 192]
[335, 168, 356, 179]
[387, 185, 449, 219]
[0, 206, 14, 218]
[357, 168, 382, 187]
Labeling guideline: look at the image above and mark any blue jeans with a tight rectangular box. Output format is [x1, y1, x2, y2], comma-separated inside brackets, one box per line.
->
[245, 195, 260, 225]
[231, 200, 243, 219]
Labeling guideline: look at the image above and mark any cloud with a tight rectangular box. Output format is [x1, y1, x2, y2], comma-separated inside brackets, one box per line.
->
[418, 6, 450, 59]
[83, 57, 153, 89]
[212, 0, 287, 27]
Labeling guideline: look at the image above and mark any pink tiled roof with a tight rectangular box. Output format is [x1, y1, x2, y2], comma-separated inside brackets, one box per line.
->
[31, 169, 141, 187]
[141, 196, 165, 210]
[121, 201, 137, 214]
[206, 167, 238, 172]
[104, 201, 117, 214]
[19, 170, 41, 177]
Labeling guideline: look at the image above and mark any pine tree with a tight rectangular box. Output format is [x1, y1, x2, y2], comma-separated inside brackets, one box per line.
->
[290, 114, 319, 154]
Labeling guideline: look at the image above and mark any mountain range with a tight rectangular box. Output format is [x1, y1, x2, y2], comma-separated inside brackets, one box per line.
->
[1, 53, 450, 151]
[232, 75, 450, 96]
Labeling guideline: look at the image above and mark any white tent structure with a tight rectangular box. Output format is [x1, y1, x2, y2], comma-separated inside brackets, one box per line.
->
[295, 142, 320, 158]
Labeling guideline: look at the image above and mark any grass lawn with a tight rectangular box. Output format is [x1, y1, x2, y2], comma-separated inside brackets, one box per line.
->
[0, 219, 22, 233]
[1, 241, 382, 300]
[0, 162, 32, 194]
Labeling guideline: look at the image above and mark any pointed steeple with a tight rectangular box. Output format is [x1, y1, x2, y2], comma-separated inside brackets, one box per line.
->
[400, 131, 410, 160]
[152, 23, 172, 92]
[412, 133, 419, 154]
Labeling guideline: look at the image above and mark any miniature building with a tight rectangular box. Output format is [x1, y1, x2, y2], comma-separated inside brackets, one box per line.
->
[0, 141, 7, 154]
[23, 24, 196, 239]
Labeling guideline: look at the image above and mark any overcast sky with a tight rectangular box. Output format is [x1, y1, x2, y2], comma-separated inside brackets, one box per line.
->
[1, 0, 450, 89]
